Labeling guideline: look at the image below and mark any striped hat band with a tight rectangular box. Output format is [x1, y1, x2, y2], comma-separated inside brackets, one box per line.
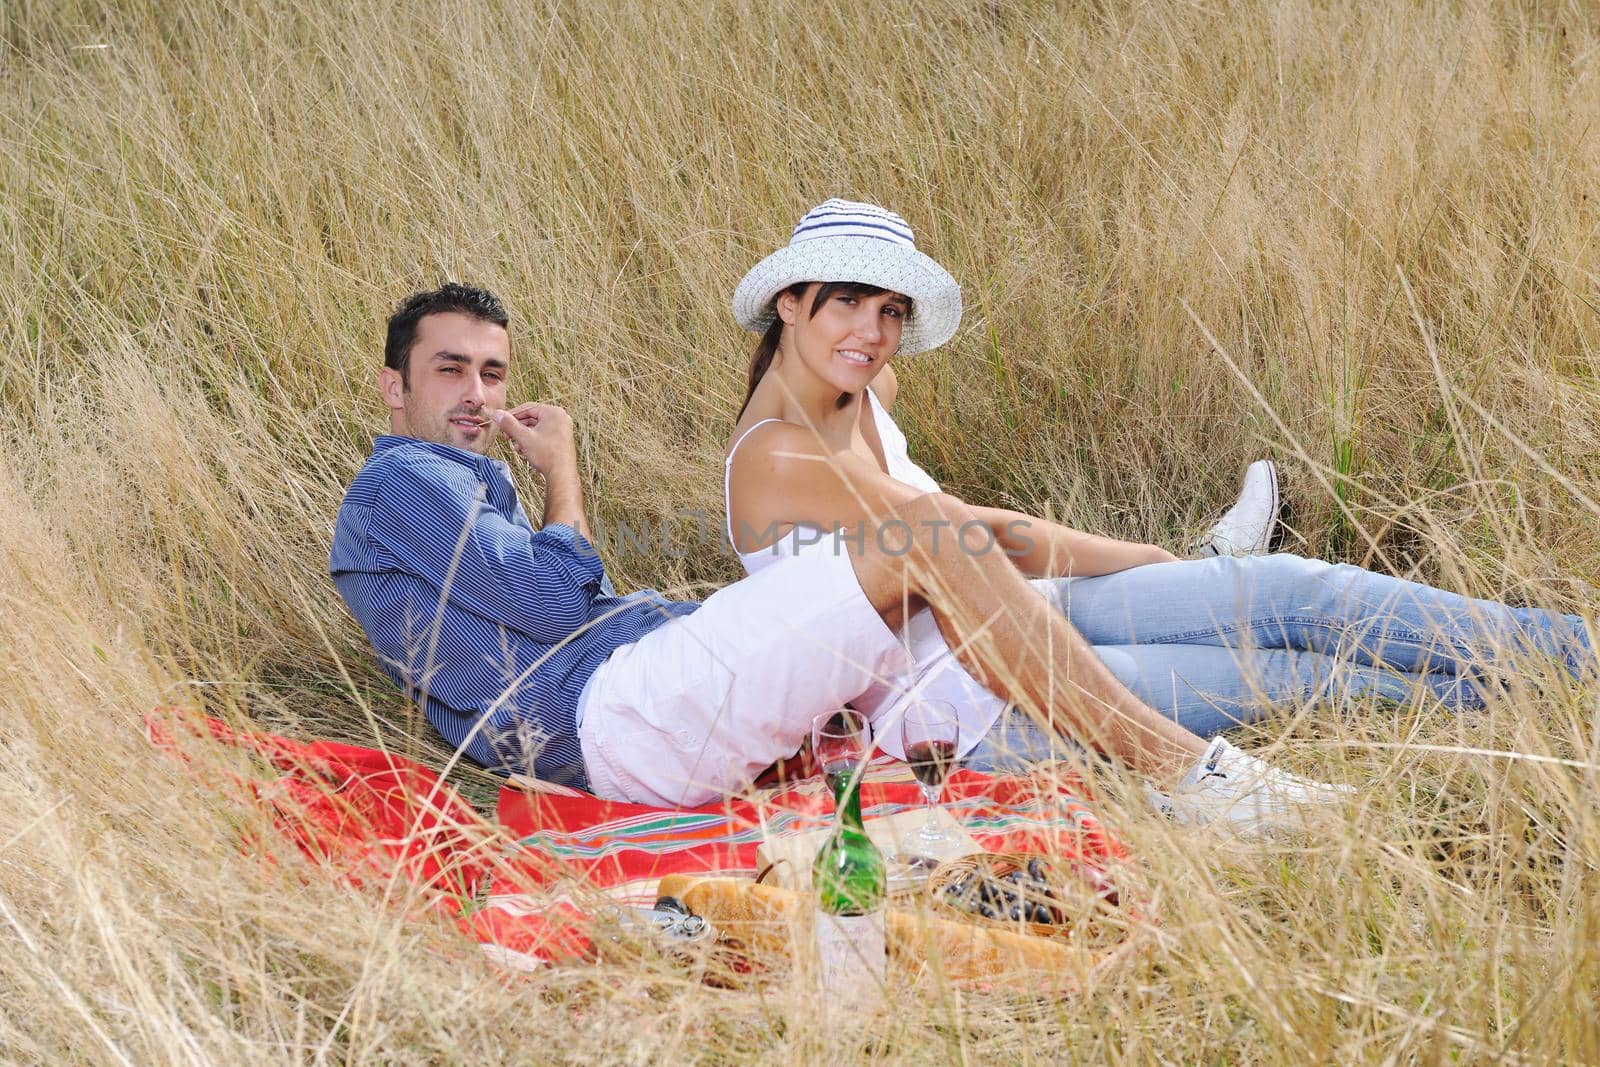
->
[790, 203, 917, 248]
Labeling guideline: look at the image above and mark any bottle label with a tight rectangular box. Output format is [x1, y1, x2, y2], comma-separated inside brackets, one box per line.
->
[813, 909, 886, 998]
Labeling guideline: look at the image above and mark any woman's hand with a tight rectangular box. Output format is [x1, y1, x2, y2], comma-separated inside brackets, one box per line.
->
[724, 419, 1183, 578]
[1141, 544, 1181, 566]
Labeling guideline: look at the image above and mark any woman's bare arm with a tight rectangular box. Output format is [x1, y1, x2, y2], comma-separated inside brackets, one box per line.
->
[728, 422, 1174, 577]
[969, 504, 1177, 578]
[864, 369, 1170, 575]
[727, 421, 928, 552]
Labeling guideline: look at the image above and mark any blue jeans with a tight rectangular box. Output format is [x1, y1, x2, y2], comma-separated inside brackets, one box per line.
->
[965, 553, 1592, 774]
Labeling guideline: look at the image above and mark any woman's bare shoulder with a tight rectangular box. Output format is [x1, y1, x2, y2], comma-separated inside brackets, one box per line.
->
[728, 417, 811, 459]
[873, 365, 899, 410]
[725, 421, 836, 544]
[730, 418, 902, 500]
[726, 420, 834, 484]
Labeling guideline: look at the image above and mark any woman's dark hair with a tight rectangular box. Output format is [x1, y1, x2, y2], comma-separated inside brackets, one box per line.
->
[736, 282, 912, 420]
[384, 283, 509, 386]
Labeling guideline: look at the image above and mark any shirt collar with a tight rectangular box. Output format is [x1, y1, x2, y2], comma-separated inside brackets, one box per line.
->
[372, 434, 513, 484]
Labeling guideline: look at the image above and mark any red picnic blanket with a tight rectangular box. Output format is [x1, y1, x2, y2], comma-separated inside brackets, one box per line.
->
[495, 765, 1128, 906]
[148, 708, 1134, 972]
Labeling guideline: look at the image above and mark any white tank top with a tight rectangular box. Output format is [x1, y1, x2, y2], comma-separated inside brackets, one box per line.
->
[726, 391, 1001, 761]
[724, 388, 941, 574]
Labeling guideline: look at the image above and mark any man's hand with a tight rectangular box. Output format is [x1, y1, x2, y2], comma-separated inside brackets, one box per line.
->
[491, 403, 576, 477]
[490, 403, 591, 538]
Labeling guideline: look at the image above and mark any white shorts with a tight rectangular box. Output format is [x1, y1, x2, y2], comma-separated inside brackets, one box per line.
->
[851, 579, 1070, 759]
[848, 608, 1001, 761]
[577, 547, 914, 807]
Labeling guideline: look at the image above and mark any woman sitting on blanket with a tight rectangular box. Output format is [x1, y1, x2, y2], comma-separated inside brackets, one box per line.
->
[723, 198, 1594, 822]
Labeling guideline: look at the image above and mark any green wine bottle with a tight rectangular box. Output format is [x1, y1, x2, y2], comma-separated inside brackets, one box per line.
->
[811, 763, 887, 995]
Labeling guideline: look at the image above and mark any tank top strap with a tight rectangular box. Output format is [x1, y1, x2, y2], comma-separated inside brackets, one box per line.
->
[863, 385, 942, 495]
[724, 418, 788, 548]
[863, 386, 897, 443]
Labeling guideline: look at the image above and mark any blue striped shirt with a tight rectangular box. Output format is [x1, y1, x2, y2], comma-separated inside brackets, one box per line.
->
[329, 435, 699, 789]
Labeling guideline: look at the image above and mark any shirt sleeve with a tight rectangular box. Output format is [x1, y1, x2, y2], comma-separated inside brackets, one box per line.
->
[366, 454, 607, 644]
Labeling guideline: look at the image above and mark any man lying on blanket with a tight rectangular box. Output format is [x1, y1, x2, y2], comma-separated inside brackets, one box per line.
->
[329, 284, 1333, 834]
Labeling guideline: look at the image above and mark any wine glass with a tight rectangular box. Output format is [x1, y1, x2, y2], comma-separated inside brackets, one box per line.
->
[900, 700, 960, 846]
[812, 708, 871, 805]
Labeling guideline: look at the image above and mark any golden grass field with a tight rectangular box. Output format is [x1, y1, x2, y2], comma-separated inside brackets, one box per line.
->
[3, 0, 1600, 1060]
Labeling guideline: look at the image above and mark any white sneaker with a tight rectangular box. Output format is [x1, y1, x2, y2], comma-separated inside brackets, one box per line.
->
[1195, 459, 1280, 557]
[1147, 737, 1351, 837]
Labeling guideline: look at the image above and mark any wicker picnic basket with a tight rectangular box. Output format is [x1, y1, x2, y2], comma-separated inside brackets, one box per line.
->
[926, 852, 1130, 943]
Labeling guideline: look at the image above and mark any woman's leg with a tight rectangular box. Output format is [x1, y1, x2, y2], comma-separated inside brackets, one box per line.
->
[1092, 643, 1481, 735]
[956, 641, 1475, 775]
[1037, 555, 1593, 685]
[866, 559, 1514, 773]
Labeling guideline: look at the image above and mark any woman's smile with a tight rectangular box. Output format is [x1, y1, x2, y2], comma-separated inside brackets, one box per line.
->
[784, 288, 908, 391]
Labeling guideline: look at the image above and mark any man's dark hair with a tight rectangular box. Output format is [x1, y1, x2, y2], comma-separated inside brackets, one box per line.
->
[384, 283, 510, 385]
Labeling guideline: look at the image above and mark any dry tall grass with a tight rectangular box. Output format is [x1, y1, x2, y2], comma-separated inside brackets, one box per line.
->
[3, 0, 1600, 1060]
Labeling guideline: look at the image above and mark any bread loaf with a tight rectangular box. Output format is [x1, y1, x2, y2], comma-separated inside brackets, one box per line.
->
[656, 874, 1083, 991]
[659, 874, 805, 955]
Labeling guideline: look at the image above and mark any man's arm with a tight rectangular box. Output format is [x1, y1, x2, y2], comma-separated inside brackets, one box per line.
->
[539, 453, 589, 540]
[493, 404, 590, 541]
[367, 453, 605, 644]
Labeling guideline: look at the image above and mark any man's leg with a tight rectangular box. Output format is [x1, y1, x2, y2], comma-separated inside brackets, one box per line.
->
[846, 495, 1354, 834]
[577, 547, 914, 807]
[863, 621, 1481, 775]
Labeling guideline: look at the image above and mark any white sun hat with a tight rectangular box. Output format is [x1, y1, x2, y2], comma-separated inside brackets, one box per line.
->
[731, 198, 962, 355]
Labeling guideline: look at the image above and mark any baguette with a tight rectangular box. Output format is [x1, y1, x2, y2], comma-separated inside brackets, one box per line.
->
[656, 874, 1084, 991]
[659, 874, 805, 955]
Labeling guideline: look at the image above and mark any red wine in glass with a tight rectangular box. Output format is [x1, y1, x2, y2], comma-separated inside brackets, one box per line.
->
[905, 738, 956, 790]
[900, 700, 960, 847]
